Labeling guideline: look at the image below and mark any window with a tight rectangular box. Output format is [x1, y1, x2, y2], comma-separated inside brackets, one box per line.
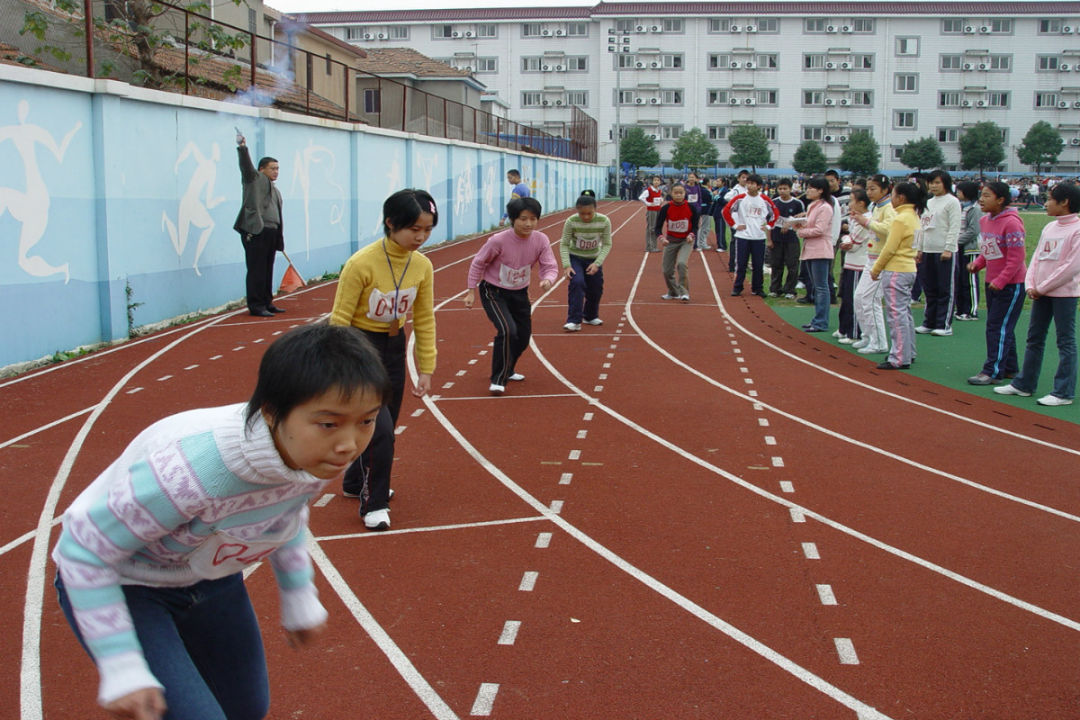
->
[325, 53, 332, 74]
[852, 18, 875, 33]
[989, 19, 1012, 33]
[805, 18, 827, 33]
[346, 27, 363, 40]
[389, 26, 409, 39]
[566, 90, 588, 106]
[707, 125, 727, 140]
[895, 73, 918, 92]
[755, 53, 778, 69]
[1039, 19, 1064, 33]
[987, 91, 1009, 108]
[435, 25, 454, 39]
[617, 89, 635, 104]
[709, 18, 731, 32]
[942, 19, 964, 34]
[1038, 55, 1060, 71]
[707, 90, 730, 105]
[803, 126, 825, 141]
[248, 8, 256, 33]
[756, 18, 779, 33]
[893, 147, 904, 160]
[759, 125, 778, 141]
[803, 53, 826, 69]
[708, 53, 731, 69]
[566, 56, 588, 71]
[663, 18, 684, 32]
[852, 91, 873, 106]
[803, 90, 825, 106]
[988, 55, 1011, 71]
[661, 125, 682, 139]
[938, 127, 961, 143]
[939, 91, 963, 107]
[1035, 92, 1060, 108]
[476, 24, 496, 38]
[364, 89, 380, 113]
[894, 110, 916, 129]
[896, 37, 919, 56]
[521, 56, 542, 72]
[617, 54, 638, 69]
[567, 22, 587, 36]
[521, 92, 542, 107]
[522, 23, 542, 37]
[851, 54, 874, 70]
[756, 89, 778, 105]
[615, 19, 635, 33]
[662, 89, 683, 104]
[662, 53, 684, 69]
[940, 54, 963, 70]
[476, 57, 497, 73]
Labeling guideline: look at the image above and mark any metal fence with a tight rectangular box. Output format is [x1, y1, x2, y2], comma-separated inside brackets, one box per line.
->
[7, 0, 597, 163]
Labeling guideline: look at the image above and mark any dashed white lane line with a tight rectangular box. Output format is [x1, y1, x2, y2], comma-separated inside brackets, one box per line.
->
[789, 508, 806, 523]
[253, 338, 265, 344]
[411, 408, 425, 417]
[576, 430, 588, 439]
[593, 385, 604, 392]
[456, 370, 467, 377]
[559, 472, 573, 485]
[442, 381, 455, 389]
[395, 426, 406, 435]
[771, 456, 785, 467]
[834, 638, 860, 665]
[498, 621, 522, 646]
[764, 436, 777, 445]
[779, 481, 795, 493]
[126, 387, 143, 395]
[232, 346, 244, 351]
[758, 418, 769, 427]
[156, 375, 173, 382]
[470, 683, 499, 716]
[313, 493, 335, 508]
[568, 449, 581, 460]
[468, 359, 478, 365]
[519, 571, 539, 591]
[598, 373, 608, 380]
[817, 584, 838, 606]
[802, 543, 821, 560]
[740, 367, 749, 373]
[744, 378, 754, 385]
[535, 532, 552, 548]
[583, 412, 594, 421]
[183, 364, 199, 371]
[210, 355, 223, 360]
[549, 500, 564, 514]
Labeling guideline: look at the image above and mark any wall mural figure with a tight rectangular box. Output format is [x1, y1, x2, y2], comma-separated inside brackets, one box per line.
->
[292, 140, 345, 258]
[162, 141, 225, 276]
[483, 163, 497, 216]
[454, 161, 475, 220]
[416, 151, 439, 193]
[0, 99, 81, 283]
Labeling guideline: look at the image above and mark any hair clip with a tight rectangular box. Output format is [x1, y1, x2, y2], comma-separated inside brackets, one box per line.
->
[429, 201, 436, 213]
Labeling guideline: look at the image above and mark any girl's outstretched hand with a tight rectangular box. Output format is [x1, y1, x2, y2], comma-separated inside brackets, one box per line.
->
[105, 688, 166, 720]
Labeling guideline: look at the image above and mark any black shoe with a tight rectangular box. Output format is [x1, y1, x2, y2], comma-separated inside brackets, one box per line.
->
[268, 305, 286, 313]
[730, 291, 742, 297]
[804, 326, 825, 333]
[877, 361, 911, 370]
[796, 296, 812, 304]
[250, 309, 274, 317]
[752, 291, 767, 298]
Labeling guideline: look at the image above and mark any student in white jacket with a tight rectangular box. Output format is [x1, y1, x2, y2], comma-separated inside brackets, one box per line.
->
[914, 170, 962, 336]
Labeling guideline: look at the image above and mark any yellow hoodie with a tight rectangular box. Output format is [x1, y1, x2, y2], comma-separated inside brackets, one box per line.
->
[871, 204, 919, 275]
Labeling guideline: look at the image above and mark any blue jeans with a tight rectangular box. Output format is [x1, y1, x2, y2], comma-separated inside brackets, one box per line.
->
[566, 254, 604, 323]
[56, 573, 270, 720]
[982, 283, 1025, 379]
[1013, 295, 1078, 399]
[806, 258, 832, 330]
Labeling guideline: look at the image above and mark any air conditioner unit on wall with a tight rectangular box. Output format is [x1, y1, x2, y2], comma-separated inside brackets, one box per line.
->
[363, 33, 373, 39]
[838, 135, 848, 142]
[826, 25, 837, 33]
[542, 64, 550, 70]
[1060, 101, 1070, 108]
[962, 100, 972, 107]
[556, 99, 564, 105]
[1074, 101, 1080, 108]
[651, 62, 660, 68]
[730, 61, 741, 69]
[977, 100, 986, 107]
[826, 62, 837, 69]
[1060, 64, 1072, 71]
[1063, 26, 1074, 34]
[964, 25, 976, 33]
[651, 25, 661, 32]
[635, 97, 645, 104]
[980, 26, 991, 33]
[745, 61, 756, 69]
[839, 98, 850, 106]
[542, 100, 550, 106]
[452, 31, 460, 37]
[824, 135, 834, 142]
[636, 62, 644, 68]
[825, 98, 835, 105]
[841, 25, 852, 33]
[377, 33, 387, 40]
[729, 97, 740, 105]
[841, 62, 851, 69]
[745, 97, 756, 105]
[650, 97, 659, 104]
[746, 25, 757, 33]
[555, 29, 565, 36]
[963, 63, 974, 70]
[555, 65, 565, 71]
[978, 63, 988, 70]
[1072, 137, 1080, 145]
[730, 25, 741, 32]
[635, 25, 645, 32]
[465, 31, 473, 38]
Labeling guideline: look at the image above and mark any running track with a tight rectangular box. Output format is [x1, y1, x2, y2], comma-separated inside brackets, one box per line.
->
[4, 201, 1079, 719]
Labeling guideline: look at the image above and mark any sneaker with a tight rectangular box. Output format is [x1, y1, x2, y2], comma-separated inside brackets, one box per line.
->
[342, 489, 361, 498]
[563, 322, 582, 332]
[796, 281, 806, 290]
[838, 337, 855, 344]
[730, 291, 742, 297]
[954, 313, 974, 321]
[832, 330, 843, 338]
[876, 361, 910, 370]
[784, 293, 797, 300]
[661, 293, 677, 300]
[679, 294, 691, 301]
[967, 373, 998, 386]
[994, 384, 1031, 397]
[931, 328, 953, 336]
[796, 296, 812, 304]
[489, 383, 505, 394]
[508, 373, 525, 381]
[767, 292, 779, 298]
[851, 338, 869, 349]
[362, 508, 390, 531]
[858, 345, 887, 354]
[915, 325, 932, 334]
[1037, 394, 1074, 406]
[584, 318, 604, 326]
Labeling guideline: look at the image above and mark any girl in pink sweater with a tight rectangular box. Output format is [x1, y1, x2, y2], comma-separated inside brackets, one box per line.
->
[994, 182, 1080, 405]
[797, 176, 836, 332]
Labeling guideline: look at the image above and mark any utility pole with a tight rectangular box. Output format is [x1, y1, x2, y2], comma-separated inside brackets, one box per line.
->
[607, 29, 631, 173]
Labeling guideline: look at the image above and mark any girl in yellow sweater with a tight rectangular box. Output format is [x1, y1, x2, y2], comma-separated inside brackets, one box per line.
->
[330, 189, 438, 530]
[870, 181, 923, 370]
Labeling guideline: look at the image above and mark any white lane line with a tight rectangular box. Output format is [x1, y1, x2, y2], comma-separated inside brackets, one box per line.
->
[125, 387, 143, 395]
[744, 378, 754, 385]
[780, 481, 795, 493]
[550, 500, 564, 514]
[0, 407, 94, 450]
[740, 367, 749, 373]
[765, 436, 777, 445]
[834, 638, 860, 665]
[771, 456, 785, 467]
[603, 362, 611, 369]
[560, 472, 573, 485]
[789, 508, 806, 523]
[817, 584, 838, 606]
[535, 532, 552, 548]
[456, 370, 467, 376]
[411, 408, 425, 417]
[308, 540, 459, 720]
[758, 418, 770, 427]
[394, 426, 406, 435]
[184, 364, 199, 371]
[519, 571, 539, 591]
[599, 373, 608, 380]
[253, 338, 265, 343]
[568, 449, 581, 460]
[442, 381, 455, 389]
[434, 393, 579, 401]
[583, 412, 594, 421]
[470, 683, 500, 716]
[594, 385, 604, 392]
[468, 358, 478, 365]
[314, 515, 547, 543]
[232, 346, 244, 351]
[313, 493, 335, 508]
[156, 375, 173, 382]
[576, 430, 588, 439]
[803, 543, 821, 559]
[210, 354, 223, 360]
[498, 621, 522, 646]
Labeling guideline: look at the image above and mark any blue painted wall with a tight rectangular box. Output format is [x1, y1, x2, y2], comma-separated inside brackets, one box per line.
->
[0, 67, 605, 369]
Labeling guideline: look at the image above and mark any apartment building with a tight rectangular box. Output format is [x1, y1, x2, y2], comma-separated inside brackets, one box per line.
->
[298, 2, 1080, 172]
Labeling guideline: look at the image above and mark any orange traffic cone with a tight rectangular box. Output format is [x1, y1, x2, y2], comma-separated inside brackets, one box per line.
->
[278, 251, 306, 294]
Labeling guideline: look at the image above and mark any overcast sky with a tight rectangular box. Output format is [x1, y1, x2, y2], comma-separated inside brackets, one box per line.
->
[268, 0, 596, 12]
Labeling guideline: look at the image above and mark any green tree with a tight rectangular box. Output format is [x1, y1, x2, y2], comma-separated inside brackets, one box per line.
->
[728, 125, 771, 172]
[899, 136, 945, 172]
[670, 128, 719, 170]
[959, 121, 1006, 177]
[838, 131, 880, 177]
[791, 140, 827, 175]
[1017, 121, 1064, 174]
[619, 127, 660, 168]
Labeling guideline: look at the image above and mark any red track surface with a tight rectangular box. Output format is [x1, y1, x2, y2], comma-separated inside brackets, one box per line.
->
[5, 201, 1079, 720]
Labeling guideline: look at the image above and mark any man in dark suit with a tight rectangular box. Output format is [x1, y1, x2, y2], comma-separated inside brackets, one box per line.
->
[233, 133, 284, 317]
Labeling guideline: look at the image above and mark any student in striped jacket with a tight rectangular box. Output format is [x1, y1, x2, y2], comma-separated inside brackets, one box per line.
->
[560, 192, 613, 331]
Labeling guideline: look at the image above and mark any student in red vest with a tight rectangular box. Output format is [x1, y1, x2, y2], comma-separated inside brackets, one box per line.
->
[656, 183, 700, 302]
[639, 175, 665, 252]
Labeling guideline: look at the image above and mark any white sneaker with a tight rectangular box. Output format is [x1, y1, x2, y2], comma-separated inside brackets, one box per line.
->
[563, 322, 581, 332]
[584, 318, 604, 326]
[679, 294, 690, 301]
[931, 328, 953, 336]
[661, 293, 676, 300]
[508, 373, 525, 381]
[489, 383, 505, 394]
[838, 337, 855, 344]
[832, 330, 843, 338]
[857, 345, 887, 354]
[993, 384, 1031, 397]
[1037, 394, 1073, 406]
[784, 293, 797, 299]
[362, 508, 390, 531]
[795, 281, 806, 290]
[915, 325, 932, 334]
[851, 338, 869, 349]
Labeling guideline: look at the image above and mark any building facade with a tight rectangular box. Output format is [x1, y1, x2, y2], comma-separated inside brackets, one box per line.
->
[299, 2, 1080, 174]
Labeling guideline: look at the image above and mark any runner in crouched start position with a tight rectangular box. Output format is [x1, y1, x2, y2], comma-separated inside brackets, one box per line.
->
[560, 192, 612, 331]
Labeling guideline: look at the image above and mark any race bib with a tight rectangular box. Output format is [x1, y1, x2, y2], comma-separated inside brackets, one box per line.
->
[921, 213, 936, 231]
[978, 234, 1004, 260]
[686, 191, 699, 204]
[367, 287, 418, 323]
[1037, 237, 1064, 262]
[185, 515, 302, 579]
[668, 218, 690, 234]
[574, 233, 601, 251]
[499, 263, 531, 289]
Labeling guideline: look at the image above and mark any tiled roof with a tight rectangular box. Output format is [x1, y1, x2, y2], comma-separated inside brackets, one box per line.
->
[353, 47, 472, 78]
[296, 1, 1080, 22]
